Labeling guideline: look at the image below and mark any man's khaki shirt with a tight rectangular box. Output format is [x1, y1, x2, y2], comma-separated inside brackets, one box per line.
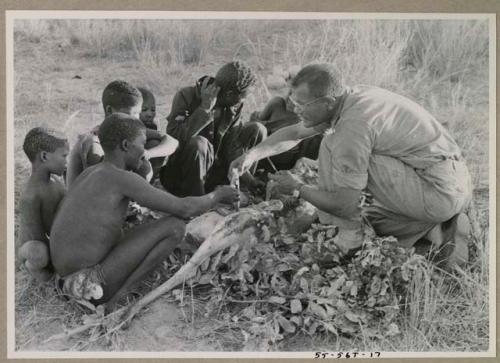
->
[324, 85, 462, 190]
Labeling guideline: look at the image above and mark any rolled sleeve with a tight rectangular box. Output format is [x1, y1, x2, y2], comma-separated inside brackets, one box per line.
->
[320, 120, 372, 190]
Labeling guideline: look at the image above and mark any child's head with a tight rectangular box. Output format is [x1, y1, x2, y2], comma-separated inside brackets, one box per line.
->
[137, 87, 156, 126]
[23, 127, 69, 176]
[102, 80, 143, 118]
[98, 113, 147, 171]
[215, 61, 256, 107]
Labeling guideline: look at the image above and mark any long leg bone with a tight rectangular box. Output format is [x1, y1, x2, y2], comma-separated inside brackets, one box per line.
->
[121, 200, 284, 326]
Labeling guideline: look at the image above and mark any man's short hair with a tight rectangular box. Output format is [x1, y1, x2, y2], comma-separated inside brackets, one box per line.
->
[23, 127, 67, 162]
[102, 80, 142, 111]
[98, 113, 146, 152]
[215, 61, 256, 94]
[137, 87, 155, 103]
[291, 63, 345, 98]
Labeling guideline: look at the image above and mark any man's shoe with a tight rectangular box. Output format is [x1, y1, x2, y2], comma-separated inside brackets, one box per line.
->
[431, 213, 471, 269]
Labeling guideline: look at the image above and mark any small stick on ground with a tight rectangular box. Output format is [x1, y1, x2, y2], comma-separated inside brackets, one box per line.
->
[44, 322, 100, 344]
[44, 306, 127, 343]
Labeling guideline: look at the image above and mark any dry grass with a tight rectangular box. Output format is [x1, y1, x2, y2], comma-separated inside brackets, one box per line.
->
[12, 18, 490, 352]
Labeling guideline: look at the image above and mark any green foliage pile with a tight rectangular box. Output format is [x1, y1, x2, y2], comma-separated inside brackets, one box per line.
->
[168, 221, 429, 345]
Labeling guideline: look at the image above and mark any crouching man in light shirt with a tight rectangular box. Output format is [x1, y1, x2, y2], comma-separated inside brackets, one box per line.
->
[230, 63, 472, 268]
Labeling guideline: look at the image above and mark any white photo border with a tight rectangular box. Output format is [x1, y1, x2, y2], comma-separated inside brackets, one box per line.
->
[6, 10, 496, 359]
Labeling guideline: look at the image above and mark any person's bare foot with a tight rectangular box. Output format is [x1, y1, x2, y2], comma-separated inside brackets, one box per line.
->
[25, 264, 54, 282]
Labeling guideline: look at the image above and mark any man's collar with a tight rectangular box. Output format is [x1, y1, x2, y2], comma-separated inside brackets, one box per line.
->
[310, 88, 351, 134]
[329, 88, 351, 128]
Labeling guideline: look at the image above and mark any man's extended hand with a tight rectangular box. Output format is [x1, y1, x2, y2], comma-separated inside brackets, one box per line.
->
[200, 77, 220, 111]
[229, 153, 255, 178]
[268, 170, 304, 195]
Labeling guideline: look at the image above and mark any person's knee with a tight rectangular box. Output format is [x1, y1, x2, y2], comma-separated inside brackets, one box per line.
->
[252, 121, 268, 138]
[18, 240, 50, 269]
[245, 122, 268, 142]
[145, 139, 161, 150]
[162, 217, 186, 241]
[173, 219, 187, 241]
[186, 136, 212, 157]
[135, 159, 153, 182]
[153, 217, 186, 258]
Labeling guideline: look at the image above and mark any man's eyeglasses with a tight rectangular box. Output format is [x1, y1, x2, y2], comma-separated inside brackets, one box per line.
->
[288, 95, 335, 113]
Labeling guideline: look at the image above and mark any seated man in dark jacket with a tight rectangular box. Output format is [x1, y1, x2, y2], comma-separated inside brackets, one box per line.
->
[160, 61, 267, 196]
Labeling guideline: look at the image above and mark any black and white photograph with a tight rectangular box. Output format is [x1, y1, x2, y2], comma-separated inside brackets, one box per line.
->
[6, 11, 495, 358]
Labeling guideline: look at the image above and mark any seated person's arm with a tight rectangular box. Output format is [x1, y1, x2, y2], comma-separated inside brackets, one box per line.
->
[117, 171, 231, 219]
[18, 195, 47, 246]
[67, 133, 103, 187]
[86, 135, 104, 167]
[166, 90, 214, 144]
[144, 128, 163, 141]
[144, 132, 179, 159]
[66, 141, 84, 187]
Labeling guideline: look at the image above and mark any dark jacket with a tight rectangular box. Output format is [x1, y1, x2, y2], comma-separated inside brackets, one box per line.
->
[166, 80, 243, 160]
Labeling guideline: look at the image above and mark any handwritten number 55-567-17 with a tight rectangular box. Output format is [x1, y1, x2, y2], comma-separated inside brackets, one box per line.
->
[314, 352, 381, 358]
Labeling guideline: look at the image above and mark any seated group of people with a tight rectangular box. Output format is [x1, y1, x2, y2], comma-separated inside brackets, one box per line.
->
[17, 61, 473, 310]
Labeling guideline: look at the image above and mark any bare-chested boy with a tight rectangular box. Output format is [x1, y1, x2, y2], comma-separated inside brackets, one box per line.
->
[18, 127, 69, 282]
[66, 80, 178, 186]
[138, 87, 167, 181]
[50, 113, 238, 308]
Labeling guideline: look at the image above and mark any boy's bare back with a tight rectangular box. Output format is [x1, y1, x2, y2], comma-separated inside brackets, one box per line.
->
[50, 163, 133, 276]
[18, 176, 65, 246]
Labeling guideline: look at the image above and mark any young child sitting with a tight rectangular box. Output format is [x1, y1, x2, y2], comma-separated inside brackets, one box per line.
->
[138, 87, 158, 130]
[66, 80, 178, 186]
[138, 87, 166, 182]
[253, 93, 323, 170]
[50, 113, 239, 309]
[18, 127, 69, 282]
